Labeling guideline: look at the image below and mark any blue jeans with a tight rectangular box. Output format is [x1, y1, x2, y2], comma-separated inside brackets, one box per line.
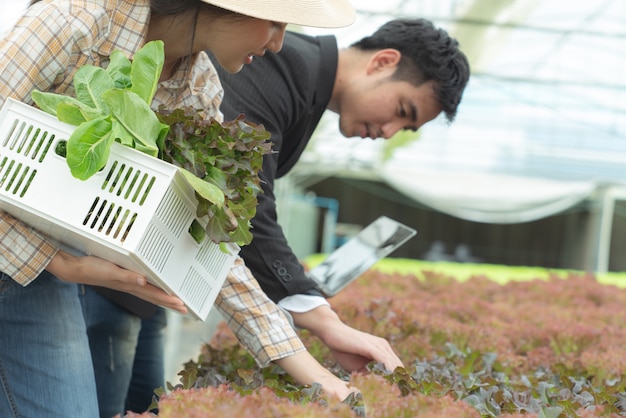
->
[81, 286, 166, 417]
[126, 306, 166, 413]
[0, 271, 99, 418]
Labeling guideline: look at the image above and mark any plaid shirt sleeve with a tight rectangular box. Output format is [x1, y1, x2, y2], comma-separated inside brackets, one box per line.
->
[214, 258, 306, 367]
[0, 0, 150, 104]
[0, 211, 59, 285]
[1, 3, 90, 104]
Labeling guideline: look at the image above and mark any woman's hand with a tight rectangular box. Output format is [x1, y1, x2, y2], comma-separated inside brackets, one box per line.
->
[275, 350, 367, 416]
[46, 250, 187, 314]
[274, 350, 359, 400]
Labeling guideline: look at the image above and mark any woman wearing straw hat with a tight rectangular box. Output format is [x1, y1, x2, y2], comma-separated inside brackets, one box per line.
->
[0, 0, 360, 416]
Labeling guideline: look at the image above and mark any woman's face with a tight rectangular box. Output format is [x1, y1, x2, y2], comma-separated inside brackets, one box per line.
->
[204, 17, 287, 73]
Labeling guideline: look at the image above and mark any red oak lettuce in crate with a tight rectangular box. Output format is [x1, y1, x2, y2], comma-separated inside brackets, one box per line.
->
[155, 107, 272, 245]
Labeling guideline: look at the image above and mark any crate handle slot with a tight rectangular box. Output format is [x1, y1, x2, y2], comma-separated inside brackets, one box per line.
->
[188, 219, 206, 244]
[1, 118, 19, 148]
[138, 176, 155, 206]
[0, 160, 16, 190]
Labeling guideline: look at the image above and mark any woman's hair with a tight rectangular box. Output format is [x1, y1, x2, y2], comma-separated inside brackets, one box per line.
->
[351, 18, 470, 123]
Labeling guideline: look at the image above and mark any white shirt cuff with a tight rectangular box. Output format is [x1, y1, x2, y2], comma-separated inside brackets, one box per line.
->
[278, 294, 330, 313]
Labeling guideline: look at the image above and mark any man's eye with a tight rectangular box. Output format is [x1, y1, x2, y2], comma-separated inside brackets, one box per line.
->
[399, 104, 406, 117]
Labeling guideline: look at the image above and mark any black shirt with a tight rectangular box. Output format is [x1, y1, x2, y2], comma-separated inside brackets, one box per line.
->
[216, 32, 338, 302]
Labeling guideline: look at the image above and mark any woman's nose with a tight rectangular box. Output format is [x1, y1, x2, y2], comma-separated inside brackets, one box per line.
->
[267, 27, 286, 53]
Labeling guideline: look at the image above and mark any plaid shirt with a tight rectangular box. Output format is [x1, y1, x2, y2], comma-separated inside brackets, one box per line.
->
[0, 0, 304, 366]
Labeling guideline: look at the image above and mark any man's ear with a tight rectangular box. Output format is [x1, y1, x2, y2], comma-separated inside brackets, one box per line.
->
[366, 49, 402, 75]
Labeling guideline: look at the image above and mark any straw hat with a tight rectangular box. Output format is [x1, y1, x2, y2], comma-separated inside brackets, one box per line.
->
[202, 0, 356, 28]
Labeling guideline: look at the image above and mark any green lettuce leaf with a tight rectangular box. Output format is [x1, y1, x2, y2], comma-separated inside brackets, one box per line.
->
[106, 49, 132, 89]
[66, 116, 114, 180]
[130, 40, 164, 104]
[179, 168, 225, 207]
[73, 66, 115, 111]
[102, 89, 163, 157]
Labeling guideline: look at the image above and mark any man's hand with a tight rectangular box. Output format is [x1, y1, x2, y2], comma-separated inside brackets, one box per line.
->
[290, 305, 403, 372]
[47, 250, 188, 314]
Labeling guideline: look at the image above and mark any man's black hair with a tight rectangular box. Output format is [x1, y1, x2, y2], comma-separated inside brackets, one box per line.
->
[352, 18, 470, 122]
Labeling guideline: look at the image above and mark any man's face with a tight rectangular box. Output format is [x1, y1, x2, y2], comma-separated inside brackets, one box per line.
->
[337, 76, 442, 140]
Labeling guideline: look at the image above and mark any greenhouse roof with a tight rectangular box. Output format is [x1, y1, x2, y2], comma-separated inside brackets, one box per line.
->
[297, 0, 626, 223]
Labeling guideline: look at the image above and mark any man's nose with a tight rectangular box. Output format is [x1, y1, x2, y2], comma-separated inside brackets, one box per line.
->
[381, 121, 404, 139]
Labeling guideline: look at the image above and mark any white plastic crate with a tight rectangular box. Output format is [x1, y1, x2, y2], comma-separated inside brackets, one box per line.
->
[0, 98, 238, 321]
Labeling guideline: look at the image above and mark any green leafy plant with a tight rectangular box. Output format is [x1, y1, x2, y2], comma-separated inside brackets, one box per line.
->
[31, 41, 167, 179]
[31, 41, 271, 245]
[156, 107, 272, 245]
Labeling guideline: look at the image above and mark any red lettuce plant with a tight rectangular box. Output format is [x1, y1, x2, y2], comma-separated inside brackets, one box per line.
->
[156, 107, 272, 244]
[130, 264, 626, 417]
